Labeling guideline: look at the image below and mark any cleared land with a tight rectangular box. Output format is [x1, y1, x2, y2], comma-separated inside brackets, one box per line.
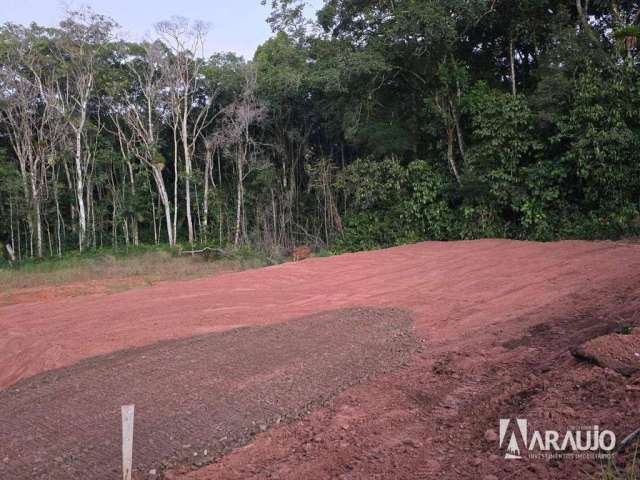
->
[1, 239, 639, 479]
[0, 308, 417, 479]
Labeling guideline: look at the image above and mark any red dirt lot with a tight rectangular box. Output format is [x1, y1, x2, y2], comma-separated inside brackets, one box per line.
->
[1, 239, 640, 479]
[0, 308, 418, 480]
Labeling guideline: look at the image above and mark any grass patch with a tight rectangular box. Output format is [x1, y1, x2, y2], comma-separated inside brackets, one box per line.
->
[0, 244, 272, 292]
[600, 441, 640, 480]
[617, 324, 635, 335]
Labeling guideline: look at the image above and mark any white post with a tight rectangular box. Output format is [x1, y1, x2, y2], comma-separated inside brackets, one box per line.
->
[121, 405, 135, 480]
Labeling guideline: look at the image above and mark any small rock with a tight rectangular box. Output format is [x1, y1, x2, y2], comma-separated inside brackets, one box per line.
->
[402, 439, 423, 449]
[3, 457, 9, 463]
[483, 475, 499, 480]
[149, 469, 157, 475]
[528, 463, 548, 475]
[484, 429, 499, 443]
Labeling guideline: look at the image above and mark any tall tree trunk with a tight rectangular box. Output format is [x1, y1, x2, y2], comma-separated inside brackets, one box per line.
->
[148, 176, 159, 246]
[54, 184, 62, 257]
[9, 194, 16, 257]
[447, 127, 462, 185]
[194, 183, 202, 244]
[181, 109, 195, 244]
[32, 192, 43, 258]
[17, 157, 33, 257]
[217, 149, 223, 245]
[46, 222, 53, 257]
[74, 126, 87, 251]
[234, 150, 244, 246]
[172, 126, 179, 244]
[509, 35, 517, 96]
[203, 148, 213, 241]
[449, 100, 466, 164]
[17, 217, 22, 261]
[8, 195, 16, 262]
[151, 165, 175, 247]
[126, 161, 139, 246]
[203, 170, 209, 241]
[29, 159, 43, 258]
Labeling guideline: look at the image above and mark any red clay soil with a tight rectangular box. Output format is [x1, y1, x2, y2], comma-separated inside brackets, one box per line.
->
[1, 239, 640, 479]
[572, 329, 640, 377]
[0, 277, 154, 307]
[0, 308, 418, 480]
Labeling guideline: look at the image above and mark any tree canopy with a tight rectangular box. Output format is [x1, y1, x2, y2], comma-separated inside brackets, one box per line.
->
[1, 1, 639, 260]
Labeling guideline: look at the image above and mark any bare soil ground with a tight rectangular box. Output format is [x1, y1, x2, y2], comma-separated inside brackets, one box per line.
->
[572, 330, 640, 377]
[1, 239, 640, 479]
[0, 307, 417, 480]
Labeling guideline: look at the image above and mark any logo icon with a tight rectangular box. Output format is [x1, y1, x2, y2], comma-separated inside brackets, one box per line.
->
[497, 418, 616, 460]
[499, 418, 527, 459]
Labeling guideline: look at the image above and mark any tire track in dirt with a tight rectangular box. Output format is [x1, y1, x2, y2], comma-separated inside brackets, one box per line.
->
[0, 307, 418, 480]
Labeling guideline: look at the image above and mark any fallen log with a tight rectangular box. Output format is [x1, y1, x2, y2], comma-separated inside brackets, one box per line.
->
[178, 247, 226, 261]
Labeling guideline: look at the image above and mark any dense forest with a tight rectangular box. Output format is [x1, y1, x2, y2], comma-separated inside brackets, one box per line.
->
[1, 0, 639, 261]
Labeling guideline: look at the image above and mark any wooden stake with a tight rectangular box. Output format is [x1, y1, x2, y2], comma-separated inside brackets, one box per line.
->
[121, 405, 135, 480]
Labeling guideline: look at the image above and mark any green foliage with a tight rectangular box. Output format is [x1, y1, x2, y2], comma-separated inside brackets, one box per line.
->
[0, 243, 174, 271]
[336, 157, 409, 250]
[402, 160, 455, 240]
[2, 1, 640, 263]
[336, 157, 457, 250]
[560, 69, 640, 207]
[463, 83, 563, 238]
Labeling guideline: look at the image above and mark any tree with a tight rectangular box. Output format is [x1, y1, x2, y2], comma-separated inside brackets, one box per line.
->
[156, 17, 214, 245]
[110, 41, 176, 246]
[218, 66, 267, 246]
[35, 8, 116, 251]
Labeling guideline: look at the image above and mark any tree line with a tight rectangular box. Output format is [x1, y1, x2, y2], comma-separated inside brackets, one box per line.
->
[1, 1, 639, 261]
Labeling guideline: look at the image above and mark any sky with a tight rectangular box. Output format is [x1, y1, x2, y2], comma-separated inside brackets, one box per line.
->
[0, 0, 324, 60]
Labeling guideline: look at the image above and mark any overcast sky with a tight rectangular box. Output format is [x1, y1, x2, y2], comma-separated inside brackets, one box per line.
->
[0, 0, 324, 60]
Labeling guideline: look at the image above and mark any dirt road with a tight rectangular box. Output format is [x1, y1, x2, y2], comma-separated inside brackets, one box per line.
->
[1, 239, 639, 478]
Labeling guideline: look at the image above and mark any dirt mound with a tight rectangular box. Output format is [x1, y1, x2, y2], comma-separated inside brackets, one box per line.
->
[0, 307, 418, 480]
[572, 329, 640, 376]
